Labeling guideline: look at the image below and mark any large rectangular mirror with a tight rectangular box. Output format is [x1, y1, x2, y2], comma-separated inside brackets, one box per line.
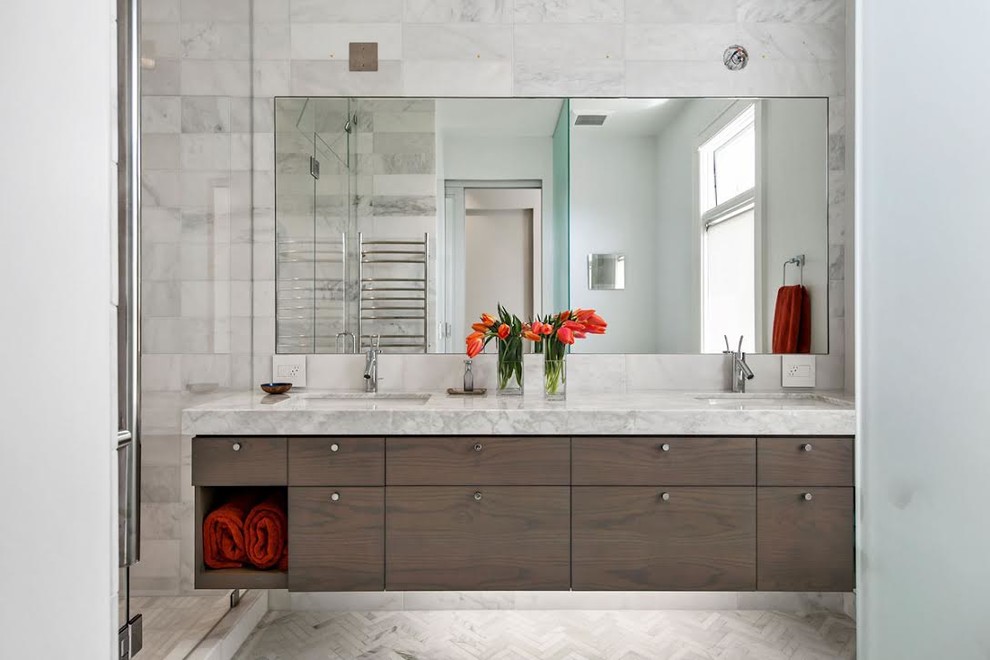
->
[275, 97, 828, 355]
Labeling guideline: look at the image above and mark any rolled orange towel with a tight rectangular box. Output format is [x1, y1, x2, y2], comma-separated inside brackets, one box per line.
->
[203, 493, 255, 569]
[244, 496, 288, 570]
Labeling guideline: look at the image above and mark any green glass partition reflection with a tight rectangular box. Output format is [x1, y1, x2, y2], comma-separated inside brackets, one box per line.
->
[551, 98, 570, 311]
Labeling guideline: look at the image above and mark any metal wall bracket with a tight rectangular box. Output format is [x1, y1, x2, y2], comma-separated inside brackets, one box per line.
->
[230, 589, 243, 608]
[310, 156, 320, 180]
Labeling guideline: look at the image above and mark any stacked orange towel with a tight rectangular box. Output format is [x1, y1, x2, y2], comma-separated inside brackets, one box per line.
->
[203, 493, 256, 569]
[244, 495, 289, 570]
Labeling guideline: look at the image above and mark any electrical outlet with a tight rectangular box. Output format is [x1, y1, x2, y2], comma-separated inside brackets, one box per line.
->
[781, 355, 816, 388]
[272, 355, 307, 387]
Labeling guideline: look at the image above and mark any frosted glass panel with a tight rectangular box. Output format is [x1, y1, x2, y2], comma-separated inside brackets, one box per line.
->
[703, 210, 755, 353]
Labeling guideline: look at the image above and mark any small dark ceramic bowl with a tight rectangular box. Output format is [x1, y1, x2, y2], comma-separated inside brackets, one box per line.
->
[260, 382, 293, 395]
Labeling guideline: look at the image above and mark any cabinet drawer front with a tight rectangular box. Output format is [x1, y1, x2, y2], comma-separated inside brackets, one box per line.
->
[386, 486, 570, 590]
[757, 487, 854, 591]
[758, 437, 853, 486]
[288, 487, 384, 592]
[289, 437, 384, 486]
[192, 437, 286, 486]
[573, 487, 756, 590]
[386, 437, 570, 485]
[573, 437, 755, 486]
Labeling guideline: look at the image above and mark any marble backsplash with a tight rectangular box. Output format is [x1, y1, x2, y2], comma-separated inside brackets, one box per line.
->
[299, 351, 840, 394]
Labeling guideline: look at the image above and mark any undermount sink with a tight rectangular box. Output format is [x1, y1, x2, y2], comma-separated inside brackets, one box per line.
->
[693, 393, 852, 408]
[300, 392, 431, 403]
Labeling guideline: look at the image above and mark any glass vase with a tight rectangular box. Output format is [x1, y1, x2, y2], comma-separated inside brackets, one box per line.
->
[544, 356, 567, 400]
[496, 338, 524, 396]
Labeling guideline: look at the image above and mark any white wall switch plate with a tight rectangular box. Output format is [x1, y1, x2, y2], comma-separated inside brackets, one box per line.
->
[781, 355, 816, 388]
[272, 355, 307, 387]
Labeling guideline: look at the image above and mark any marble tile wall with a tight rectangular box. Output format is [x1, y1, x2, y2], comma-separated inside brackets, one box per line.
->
[140, 0, 852, 592]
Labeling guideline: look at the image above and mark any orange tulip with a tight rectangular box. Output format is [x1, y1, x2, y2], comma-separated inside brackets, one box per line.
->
[466, 335, 485, 358]
[467, 331, 485, 342]
[558, 310, 571, 322]
[563, 320, 586, 332]
[574, 308, 596, 322]
[588, 313, 607, 327]
[539, 322, 553, 335]
[471, 322, 490, 333]
[573, 330, 587, 339]
[497, 323, 510, 340]
[480, 313, 497, 327]
[523, 330, 542, 342]
[556, 326, 575, 345]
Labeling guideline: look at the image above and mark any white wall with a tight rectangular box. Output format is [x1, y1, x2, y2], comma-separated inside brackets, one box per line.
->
[761, 98, 829, 353]
[654, 100, 734, 352]
[0, 0, 116, 657]
[570, 133, 659, 353]
[858, 1, 990, 658]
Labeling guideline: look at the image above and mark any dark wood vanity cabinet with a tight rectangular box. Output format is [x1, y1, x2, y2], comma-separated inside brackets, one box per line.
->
[192, 434, 855, 593]
[573, 487, 756, 590]
[573, 437, 755, 486]
[288, 486, 384, 592]
[192, 436, 286, 486]
[387, 436, 570, 485]
[757, 487, 854, 591]
[386, 486, 570, 591]
[756, 437, 855, 591]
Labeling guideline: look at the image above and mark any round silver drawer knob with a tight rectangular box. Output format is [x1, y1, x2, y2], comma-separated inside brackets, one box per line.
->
[660, 443, 671, 452]
[232, 442, 242, 452]
[803, 444, 813, 452]
[330, 443, 340, 453]
[474, 443, 483, 453]
[660, 492, 671, 502]
[331, 492, 340, 502]
[474, 491, 483, 502]
[803, 492, 814, 501]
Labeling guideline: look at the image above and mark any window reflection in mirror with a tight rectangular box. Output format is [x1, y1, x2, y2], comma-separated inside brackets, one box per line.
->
[274, 97, 828, 356]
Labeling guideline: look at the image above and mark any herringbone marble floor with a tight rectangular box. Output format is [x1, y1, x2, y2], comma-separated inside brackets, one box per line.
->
[232, 609, 855, 660]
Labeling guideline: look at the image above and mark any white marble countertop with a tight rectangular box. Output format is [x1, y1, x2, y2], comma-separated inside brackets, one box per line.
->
[181, 390, 855, 437]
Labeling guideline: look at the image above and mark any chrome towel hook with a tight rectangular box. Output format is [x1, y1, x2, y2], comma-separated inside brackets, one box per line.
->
[783, 254, 806, 286]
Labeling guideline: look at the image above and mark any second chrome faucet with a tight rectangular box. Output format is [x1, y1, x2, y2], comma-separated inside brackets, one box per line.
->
[364, 334, 381, 392]
[724, 335, 755, 393]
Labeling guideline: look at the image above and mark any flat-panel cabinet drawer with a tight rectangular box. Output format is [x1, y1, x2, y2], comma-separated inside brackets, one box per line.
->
[758, 437, 853, 486]
[192, 436, 286, 486]
[757, 487, 854, 591]
[572, 487, 756, 591]
[385, 486, 570, 590]
[572, 437, 755, 486]
[288, 487, 384, 592]
[289, 437, 384, 486]
[386, 436, 570, 485]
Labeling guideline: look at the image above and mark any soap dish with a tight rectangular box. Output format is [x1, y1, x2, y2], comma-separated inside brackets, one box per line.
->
[260, 382, 293, 395]
[447, 387, 487, 396]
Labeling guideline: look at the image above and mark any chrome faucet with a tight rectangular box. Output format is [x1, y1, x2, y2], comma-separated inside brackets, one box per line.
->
[364, 334, 381, 392]
[724, 335, 755, 393]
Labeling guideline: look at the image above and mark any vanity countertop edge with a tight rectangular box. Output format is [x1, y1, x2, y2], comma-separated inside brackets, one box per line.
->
[181, 391, 855, 437]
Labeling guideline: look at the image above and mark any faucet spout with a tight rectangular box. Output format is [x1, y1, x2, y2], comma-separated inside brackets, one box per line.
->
[735, 355, 755, 380]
